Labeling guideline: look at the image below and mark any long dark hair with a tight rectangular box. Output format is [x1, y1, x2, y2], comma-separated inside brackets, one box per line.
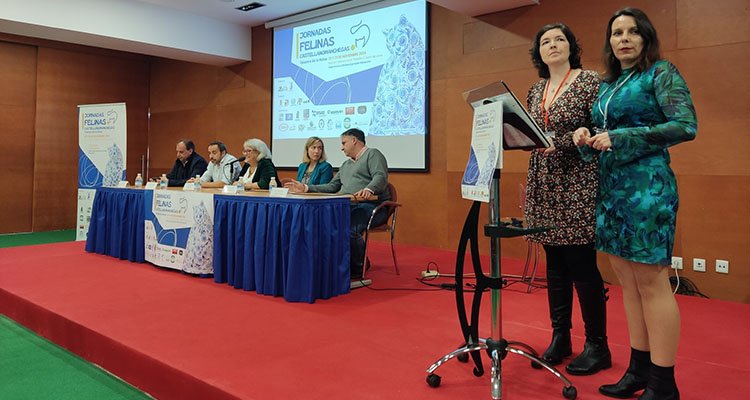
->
[529, 23, 582, 79]
[602, 8, 661, 82]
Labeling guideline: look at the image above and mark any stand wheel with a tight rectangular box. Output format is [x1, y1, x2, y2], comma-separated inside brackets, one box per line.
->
[426, 374, 441, 388]
[457, 353, 469, 363]
[562, 385, 577, 399]
[472, 367, 483, 377]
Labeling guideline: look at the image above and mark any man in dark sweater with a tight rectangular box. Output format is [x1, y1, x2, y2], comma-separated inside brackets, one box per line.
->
[286, 128, 390, 279]
[166, 139, 208, 187]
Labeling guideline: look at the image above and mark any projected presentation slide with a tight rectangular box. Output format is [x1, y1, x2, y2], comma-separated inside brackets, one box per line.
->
[272, 0, 428, 170]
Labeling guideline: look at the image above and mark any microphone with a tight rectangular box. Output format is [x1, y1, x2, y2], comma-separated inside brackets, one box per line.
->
[224, 157, 245, 182]
[229, 157, 242, 175]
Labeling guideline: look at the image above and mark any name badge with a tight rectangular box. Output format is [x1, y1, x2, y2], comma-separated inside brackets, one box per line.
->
[269, 187, 289, 197]
[144, 182, 158, 190]
[183, 182, 196, 191]
[117, 181, 129, 188]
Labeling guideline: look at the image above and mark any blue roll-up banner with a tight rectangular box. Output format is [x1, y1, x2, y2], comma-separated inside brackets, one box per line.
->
[144, 190, 215, 275]
[76, 102, 127, 241]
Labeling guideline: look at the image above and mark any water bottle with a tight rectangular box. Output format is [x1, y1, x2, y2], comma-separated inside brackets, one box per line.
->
[134, 173, 143, 187]
[269, 177, 278, 190]
[235, 177, 244, 192]
[159, 174, 168, 189]
[194, 175, 202, 190]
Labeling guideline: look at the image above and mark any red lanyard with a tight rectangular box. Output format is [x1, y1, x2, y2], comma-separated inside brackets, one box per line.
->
[540, 68, 572, 130]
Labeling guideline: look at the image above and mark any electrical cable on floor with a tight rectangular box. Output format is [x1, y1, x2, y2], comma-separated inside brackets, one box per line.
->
[354, 260, 547, 293]
[669, 275, 708, 298]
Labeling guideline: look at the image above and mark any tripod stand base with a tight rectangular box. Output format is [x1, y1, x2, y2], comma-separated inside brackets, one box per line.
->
[426, 338, 577, 399]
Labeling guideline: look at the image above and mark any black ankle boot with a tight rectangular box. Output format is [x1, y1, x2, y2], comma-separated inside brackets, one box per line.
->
[638, 363, 680, 400]
[541, 330, 572, 365]
[599, 348, 650, 398]
[566, 339, 611, 375]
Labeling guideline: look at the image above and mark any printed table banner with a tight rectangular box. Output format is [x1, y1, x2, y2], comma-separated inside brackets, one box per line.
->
[144, 190, 215, 275]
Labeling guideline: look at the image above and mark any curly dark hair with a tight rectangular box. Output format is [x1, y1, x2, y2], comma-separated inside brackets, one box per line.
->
[602, 7, 661, 82]
[529, 23, 582, 79]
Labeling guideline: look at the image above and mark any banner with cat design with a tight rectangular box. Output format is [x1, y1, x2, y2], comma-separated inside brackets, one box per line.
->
[144, 190, 215, 275]
[76, 102, 127, 241]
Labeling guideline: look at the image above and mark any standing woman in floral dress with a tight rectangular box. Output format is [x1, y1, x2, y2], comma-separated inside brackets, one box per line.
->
[525, 22, 611, 376]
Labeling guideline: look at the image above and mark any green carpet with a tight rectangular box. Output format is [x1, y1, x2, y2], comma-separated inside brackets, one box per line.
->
[0, 229, 76, 248]
[0, 315, 151, 400]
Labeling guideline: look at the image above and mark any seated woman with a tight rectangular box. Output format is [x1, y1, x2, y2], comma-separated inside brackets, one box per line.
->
[238, 138, 280, 190]
[296, 136, 333, 185]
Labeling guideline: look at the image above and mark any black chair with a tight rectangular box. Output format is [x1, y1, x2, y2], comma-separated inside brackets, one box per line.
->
[361, 183, 401, 279]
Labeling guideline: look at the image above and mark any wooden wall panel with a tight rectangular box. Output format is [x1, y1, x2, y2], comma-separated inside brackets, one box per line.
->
[149, 26, 273, 178]
[677, 0, 750, 48]
[34, 47, 149, 231]
[667, 43, 750, 176]
[147, 107, 218, 178]
[0, 42, 36, 234]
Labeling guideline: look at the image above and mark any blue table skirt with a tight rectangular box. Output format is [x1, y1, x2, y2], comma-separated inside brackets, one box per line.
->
[213, 195, 351, 303]
[85, 188, 145, 262]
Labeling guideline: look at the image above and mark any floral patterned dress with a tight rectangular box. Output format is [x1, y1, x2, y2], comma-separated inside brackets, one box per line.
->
[585, 60, 697, 265]
[525, 70, 600, 245]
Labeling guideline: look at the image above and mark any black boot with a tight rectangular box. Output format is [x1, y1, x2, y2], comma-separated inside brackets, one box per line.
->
[538, 247, 573, 366]
[599, 348, 650, 398]
[566, 282, 611, 375]
[541, 329, 572, 365]
[638, 363, 680, 400]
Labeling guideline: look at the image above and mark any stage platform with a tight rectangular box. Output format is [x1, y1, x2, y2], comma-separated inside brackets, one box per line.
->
[1, 241, 748, 399]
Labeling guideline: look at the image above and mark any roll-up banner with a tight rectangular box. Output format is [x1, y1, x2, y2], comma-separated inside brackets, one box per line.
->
[76, 103, 127, 241]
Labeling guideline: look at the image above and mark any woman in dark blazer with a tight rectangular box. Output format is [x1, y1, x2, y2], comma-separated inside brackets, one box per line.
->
[238, 138, 279, 190]
[296, 136, 333, 185]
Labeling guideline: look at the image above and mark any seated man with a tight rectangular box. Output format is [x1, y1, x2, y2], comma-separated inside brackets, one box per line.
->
[190, 141, 240, 188]
[286, 128, 390, 279]
[166, 139, 208, 187]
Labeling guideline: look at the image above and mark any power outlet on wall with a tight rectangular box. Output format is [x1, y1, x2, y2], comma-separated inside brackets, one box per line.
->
[671, 256, 683, 270]
[716, 259, 729, 274]
[693, 258, 706, 272]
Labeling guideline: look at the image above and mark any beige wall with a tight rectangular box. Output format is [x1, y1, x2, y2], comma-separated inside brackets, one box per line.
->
[1, 0, 747, 302]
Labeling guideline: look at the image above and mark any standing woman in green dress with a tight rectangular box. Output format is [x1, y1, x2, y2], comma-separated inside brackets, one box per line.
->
[572, 8, 697, 400]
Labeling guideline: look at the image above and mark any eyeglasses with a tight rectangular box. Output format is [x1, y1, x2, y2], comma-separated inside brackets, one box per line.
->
[243, 148, 257, 154]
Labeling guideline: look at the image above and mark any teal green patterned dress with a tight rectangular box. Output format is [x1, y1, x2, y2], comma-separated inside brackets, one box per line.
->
[584, 60, 697, 265]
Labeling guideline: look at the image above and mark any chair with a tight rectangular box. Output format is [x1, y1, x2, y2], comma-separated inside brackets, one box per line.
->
[280, 177, 293, 186]
[361, 183, 402, 279]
